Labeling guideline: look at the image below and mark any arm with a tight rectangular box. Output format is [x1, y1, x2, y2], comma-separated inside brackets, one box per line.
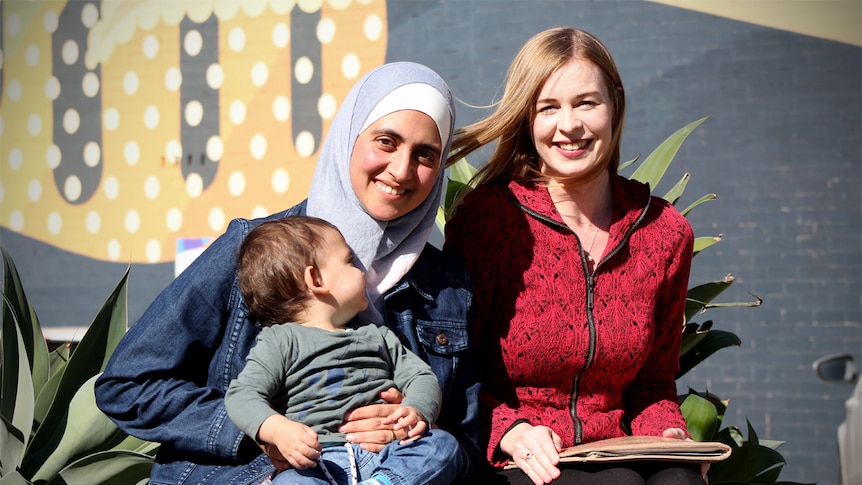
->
[95, 218, 254, 460]
[381, 326, 441, 427]
[625, 209, 694, 436]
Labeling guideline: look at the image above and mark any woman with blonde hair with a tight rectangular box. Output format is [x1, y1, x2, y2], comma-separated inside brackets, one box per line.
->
[444, 28, 704, 485]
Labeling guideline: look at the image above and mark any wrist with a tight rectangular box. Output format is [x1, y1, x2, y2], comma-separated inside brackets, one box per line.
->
[499, 420, 532, 456]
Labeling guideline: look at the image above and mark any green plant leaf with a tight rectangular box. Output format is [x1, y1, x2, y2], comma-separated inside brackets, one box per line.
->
[679, 393, 718, 442]
[0, 295, 35, 465]
[31, 376, 127, 482]
[0, 470, 31, 484]
[21, 269, 129, 478]
[46, 450, 153, 485]
[692, 235, 722, 257]
[1, 409, 27, 477]
[630, 117, 708, 190]
[685, 275, 735, 322]
[677, 330, 742, 378]
[680, 193, 717, 217]
[707, 444, 786, 484]
[662, 172, 690, 205]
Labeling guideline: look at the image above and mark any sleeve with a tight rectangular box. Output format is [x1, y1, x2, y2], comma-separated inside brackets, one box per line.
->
[94, 218, 253, 460]
[444, 188, 524, 466]
[381, 327, 442, 425]
[625, 208, 694, 436]
[225, 328, 286, 440]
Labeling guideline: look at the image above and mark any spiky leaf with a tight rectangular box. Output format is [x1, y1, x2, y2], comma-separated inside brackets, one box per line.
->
[631, 117, 708, 189]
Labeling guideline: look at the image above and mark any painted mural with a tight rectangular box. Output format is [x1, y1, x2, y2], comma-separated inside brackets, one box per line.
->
[0, 0, 387, 264]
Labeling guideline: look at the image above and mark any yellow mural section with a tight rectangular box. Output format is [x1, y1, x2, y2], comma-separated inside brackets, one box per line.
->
[0, 0, 387, 263]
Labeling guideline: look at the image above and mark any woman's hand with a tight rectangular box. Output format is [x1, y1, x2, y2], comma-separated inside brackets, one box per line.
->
[338, 388, 405, 452]
[257, 415, 322, 470]
[500, 423, 563, 485]
[662, 428, 709, 479]
[382, 405, 428, 443]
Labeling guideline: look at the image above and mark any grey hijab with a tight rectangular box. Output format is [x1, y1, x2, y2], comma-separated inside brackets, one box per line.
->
[306, 62, 455, 322]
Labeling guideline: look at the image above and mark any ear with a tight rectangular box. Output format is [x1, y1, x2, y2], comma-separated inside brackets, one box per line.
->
[304, 266, 329, 295]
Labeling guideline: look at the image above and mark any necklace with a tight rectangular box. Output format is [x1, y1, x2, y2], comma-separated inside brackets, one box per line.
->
[585, 225, 601, 263]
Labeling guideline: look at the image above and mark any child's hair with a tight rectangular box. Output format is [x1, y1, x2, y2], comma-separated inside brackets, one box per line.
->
[238, 215, 340, 326]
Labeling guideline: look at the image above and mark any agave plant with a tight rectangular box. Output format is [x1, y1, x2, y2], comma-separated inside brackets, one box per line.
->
[0, 246, 157, 484]
[438, 118, 811, 485]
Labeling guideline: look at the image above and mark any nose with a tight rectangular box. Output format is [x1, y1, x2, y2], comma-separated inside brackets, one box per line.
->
[387, 150, 413, 182]
[558, 107, 582, 134]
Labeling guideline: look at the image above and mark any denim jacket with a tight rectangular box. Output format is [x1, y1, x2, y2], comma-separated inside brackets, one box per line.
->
[95, 201, 481, 485]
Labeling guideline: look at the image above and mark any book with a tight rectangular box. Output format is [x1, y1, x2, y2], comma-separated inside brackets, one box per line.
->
[504, 436, 732, 470]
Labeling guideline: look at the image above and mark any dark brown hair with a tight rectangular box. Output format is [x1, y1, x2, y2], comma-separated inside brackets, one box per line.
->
[238, 216, 340, 326]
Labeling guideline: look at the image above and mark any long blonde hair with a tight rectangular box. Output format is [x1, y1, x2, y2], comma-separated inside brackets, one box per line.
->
[449, 27, 626, 186]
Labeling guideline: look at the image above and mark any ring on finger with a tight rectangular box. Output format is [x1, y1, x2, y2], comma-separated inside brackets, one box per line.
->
[524, 451, 533, 460]
[391, 429, 397, 441]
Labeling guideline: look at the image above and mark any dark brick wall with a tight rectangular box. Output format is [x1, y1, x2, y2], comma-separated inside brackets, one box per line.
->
[2, 2, 858, 483]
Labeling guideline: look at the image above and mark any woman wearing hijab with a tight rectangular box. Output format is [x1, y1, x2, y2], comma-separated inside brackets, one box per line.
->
[95, 62, 481, 485]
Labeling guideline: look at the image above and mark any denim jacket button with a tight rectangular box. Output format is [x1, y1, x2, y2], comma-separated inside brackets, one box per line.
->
[436, 332, 448, 346]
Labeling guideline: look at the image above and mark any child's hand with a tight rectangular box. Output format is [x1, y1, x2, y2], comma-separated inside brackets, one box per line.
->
[382, 406, 427, 443]
[257, 415, 322, 469]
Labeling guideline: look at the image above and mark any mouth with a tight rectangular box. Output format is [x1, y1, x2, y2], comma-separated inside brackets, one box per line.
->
[556, 139, 591, 151]
[374, 181, 407, 196]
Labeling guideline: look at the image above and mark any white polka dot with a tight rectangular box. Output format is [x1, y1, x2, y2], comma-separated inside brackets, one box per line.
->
[104, 176, 119, 200]
[341, 53, 361, 79]
[86, 211, 100, 233]
[45, 76, 61, 100]
[364, 14, 383, 41]
[125, 210, 141, 233]
[228, 171, 245, 196]
[8, 79, 21, 101]
[81, 3, 99, 28]
[62, 40, 79, 65]
[206, 135, 224, 162]
[146, 240, 161, 263]
[124, 71, 139, 94]
[25, 44, 39, 66]
[166, 208, 183, 231]
[104, 108, 119, 131]
[251, 62, 269, 86]
[143, 35, 159, 58]
[9, 211, 24, 231]
[46, 145, 61, 168]
[251, 206, 269, 219]
[43, 10, 59, 33]
[185, 100, 203, 127]
[186, 173, 204, 198]
[272, 169, 289, 194]
[165, 140, 182, 165]
[295, 131, 316, 157]
[125, 141, 140, 165]
[82, 71, 100, 97]
[7, 14, 21, 37]
[230, 100, 246, 125]
[64, 175, 82, 202]
[317, 18, 336, 44]
[28, 180, 42, 202]
[83, 142, 101, 167]
[318, 93, 337, 120]
[144, 105, 160, 129]
[206, 63, 223, 89]
[208, 207, 225, 231]
[107, 240, 121, 261]
[47, 212, 62, 235]
[295, 57, 314, 84]
[229, 27, 246, 52]
[63, 109, 80, 134]
[273, 96, 290, 121]
[165, 67, 182, 91]
[28, 114, 41, 136]
[272, 22, 290, 48]
[9, 148, 23, 170]
[250, 134, 267, 160]
[144, 175, 160, 199]
[184, 29, 203, 56]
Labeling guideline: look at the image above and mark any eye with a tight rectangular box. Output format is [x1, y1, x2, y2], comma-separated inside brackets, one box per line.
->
[416, 150, 438, 166]
[376, 136, 396, 149]
[537, 104, 557, 114]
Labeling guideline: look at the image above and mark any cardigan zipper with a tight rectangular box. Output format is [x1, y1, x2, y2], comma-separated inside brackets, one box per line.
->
[508, 189, 653, 445]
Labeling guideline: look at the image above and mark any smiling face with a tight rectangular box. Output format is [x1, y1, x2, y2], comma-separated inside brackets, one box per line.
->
[349, 109, 443, 222]
[532, 58, 615, 184]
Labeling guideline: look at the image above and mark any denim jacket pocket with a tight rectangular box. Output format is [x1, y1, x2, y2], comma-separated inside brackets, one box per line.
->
[416, 319, 469, 355]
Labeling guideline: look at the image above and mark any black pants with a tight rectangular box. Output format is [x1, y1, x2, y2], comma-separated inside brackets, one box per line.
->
[488, 462, 706, 485]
